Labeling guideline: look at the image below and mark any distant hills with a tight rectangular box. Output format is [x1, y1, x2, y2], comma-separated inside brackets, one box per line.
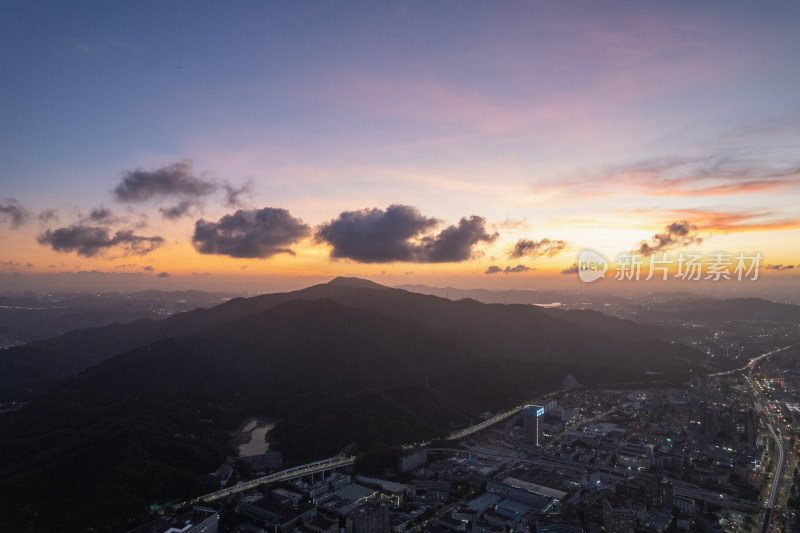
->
[0, 289, 235, 344]
[0, 277, 704, 531]
[0, 277, 692, 394]
[635, 297, 800, 324]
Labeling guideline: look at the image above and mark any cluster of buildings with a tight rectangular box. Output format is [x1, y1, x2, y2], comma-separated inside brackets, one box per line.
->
[130, 368, 794, 533]
[129, 507, 219, 533]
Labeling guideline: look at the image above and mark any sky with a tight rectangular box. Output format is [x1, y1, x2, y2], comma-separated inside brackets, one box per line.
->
[1, 1, 799, 294]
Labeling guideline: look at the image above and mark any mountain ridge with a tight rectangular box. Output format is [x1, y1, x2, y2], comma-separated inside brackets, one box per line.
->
[0, 277, 691, 395]
[0, 280, 704, 531]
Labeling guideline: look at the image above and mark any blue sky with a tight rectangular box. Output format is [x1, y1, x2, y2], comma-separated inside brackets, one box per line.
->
[1, 1, 799, 291]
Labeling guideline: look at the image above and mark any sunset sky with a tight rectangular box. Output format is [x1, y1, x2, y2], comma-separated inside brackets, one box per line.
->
[1, 1, 799, 292]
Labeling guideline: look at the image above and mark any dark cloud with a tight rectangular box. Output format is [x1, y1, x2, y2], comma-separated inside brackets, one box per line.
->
[0, 198, 30, 228]
[192, 207, 310, 258]
[509, 238, 568, 259]
[417, 216, 498, 262]
[2, 261, 34, 270]
[159, 201, 194, 220]
[114, 160, 217, 203]
[37, 225, 165, 257]
[493, 218, 530, 230]
[87, 207, 121, 224]
[143, 265, 154, 271]
[638, 221, 703, 255]
[157, 271, 170, 278]
[224, 178, 255, 207]
[316, 205, 496, 263]
[191, 272, 211, 276]
[583, 155, 800, 198]
[560, 263, 580, 275]
[316, 205, 438, 263]
[38, 209, 58, 223]
[485, 264, 533, 274]
[766, 264, 796, 271]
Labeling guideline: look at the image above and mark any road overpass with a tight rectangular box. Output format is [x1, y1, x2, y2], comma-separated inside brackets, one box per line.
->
[170, 454, 356, 511]
[445, 405, 527, 440]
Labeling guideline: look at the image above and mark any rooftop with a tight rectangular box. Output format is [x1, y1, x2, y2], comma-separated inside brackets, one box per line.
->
[334, 483, 377, 503]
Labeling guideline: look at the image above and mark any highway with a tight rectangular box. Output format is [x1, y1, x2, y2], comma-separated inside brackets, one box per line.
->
[765, 423, 784, 510]
[708, 346, 792, 378]
[740, 347, 793, 532]
[170, 454, 355, 510]
[744, 358, 784, 517]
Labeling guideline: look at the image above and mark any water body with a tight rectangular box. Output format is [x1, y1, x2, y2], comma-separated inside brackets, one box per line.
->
[238, 421, 275, 456]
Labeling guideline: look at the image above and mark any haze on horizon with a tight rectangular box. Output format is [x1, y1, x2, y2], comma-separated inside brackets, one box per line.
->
[1, 1, 799, 294]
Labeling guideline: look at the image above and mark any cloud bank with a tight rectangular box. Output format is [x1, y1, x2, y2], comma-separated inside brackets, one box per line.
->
[0, 198, 30, 228]
[316, 204, 497, 263]
[114, 160, 217, 203]
[560, 263, 579, 275]
[112, 160, 257, 219]
[509, 238, 568, 259]
[192, 207, 310, 258]
[485, 264, 533, 274]
[38, 225, 165, 257]
[638, 221, 703, 255]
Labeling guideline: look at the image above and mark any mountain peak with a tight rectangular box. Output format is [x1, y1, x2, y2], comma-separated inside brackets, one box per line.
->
[325, 276, 389, 290]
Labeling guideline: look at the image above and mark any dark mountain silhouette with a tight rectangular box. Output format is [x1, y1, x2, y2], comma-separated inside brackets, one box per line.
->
[0, 290, 233, 343]
[325, 276, 390, 289]
[542, 307, 674, 341]
[0, 279, 703, 531]
[395, 283, 626, 305]
[0, 277, 691, 395]
[636, 297, 800, 324]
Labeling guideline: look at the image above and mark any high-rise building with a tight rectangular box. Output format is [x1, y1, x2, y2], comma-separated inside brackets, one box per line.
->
[523, 404, 544, 446]
[746, 409, 758, 446]
[398, 447, 427, 472]
[602, 498, 637, 533]
[348, 502, 392, 533]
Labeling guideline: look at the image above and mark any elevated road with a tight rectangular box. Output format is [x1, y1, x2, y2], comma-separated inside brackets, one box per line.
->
[445, 405, 527, 441]
[765, 423, 784, 510]
[170, 454, 355, 510]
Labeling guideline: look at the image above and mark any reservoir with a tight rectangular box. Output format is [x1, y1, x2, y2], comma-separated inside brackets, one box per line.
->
[238, 420, 275, 456]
